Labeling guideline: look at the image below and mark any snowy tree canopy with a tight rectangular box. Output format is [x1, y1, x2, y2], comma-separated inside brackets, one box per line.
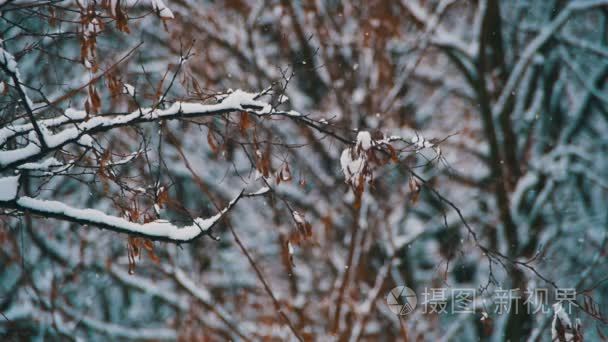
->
[1, 0, 607, 340]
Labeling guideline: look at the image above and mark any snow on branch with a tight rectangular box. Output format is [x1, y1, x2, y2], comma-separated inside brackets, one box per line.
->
[150, 0, 174, 19]
[340, 131, 375, 187]
[0, 108, 87, 147]
[552, 303, 584, 341]
[0, 90, 273, 171]
[493, 0, 608, 118]
[0, 175, 20, 201]
[0, 43, 49, 150]
[170, 266, 251, 340]
[0, 176, 269, 243]
[59, 303, 177, 340]
[399, 0, 470, 55]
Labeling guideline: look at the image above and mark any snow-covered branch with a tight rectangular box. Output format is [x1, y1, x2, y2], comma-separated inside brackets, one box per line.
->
[0, 175, 269, 242]
[493, 0, 608, 118]
[0, 90, 278, 171]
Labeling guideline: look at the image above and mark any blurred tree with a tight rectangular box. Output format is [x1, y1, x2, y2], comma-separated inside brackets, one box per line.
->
[1, 0, 607, 340]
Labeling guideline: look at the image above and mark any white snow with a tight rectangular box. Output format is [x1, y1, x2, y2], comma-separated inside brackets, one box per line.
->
[151, 0, 175, 19]
[286, 110, 302, 117]
[61, 303, 177, 340]
[110, 0, 118, 16]
[510, 171, 539, 222]
[0, 89, 272, 168]
[83, 18, 102, 38]
[13, 194, 236, 241]
[340, 149, 364, 185]
[352, 88, 366, 104]
[0, 138, 41, 167]
[411, 134, 433, 149]
[77, 134, 94, 147]
[1, 45, 34, 109]
[356, 131, 372, 151]
[0, 108, 87, 147]
[551, 303, 573, 341]
[18, 157, 62, 171]
[292, 211, 305, 224]
[123, 83, 135, 96]
[174, 268, 212, 302]
[249, 186, 270, 196]
[393, 224, 425, 249]
[62, 108, 87, 120]
[0, 175, 20, 201]
[0, 46, 18, 72]
[110, 265, 187, 309]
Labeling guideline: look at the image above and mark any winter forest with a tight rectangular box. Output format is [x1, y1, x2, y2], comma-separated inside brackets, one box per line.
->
[1, 0, 607, 341]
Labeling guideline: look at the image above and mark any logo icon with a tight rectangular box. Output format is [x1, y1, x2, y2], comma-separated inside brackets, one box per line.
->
[387, 286, 417, 315]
